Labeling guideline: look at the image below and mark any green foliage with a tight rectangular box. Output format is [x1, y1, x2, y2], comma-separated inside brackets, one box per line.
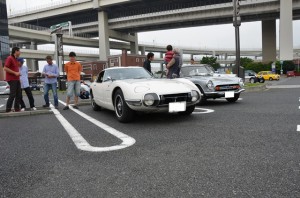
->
[242, 59, 296, 74]
[240, 57, 254, 67]
[200, 56, 220, 70]
[243, 62, 272, 73]
[275, 61, 295, 74]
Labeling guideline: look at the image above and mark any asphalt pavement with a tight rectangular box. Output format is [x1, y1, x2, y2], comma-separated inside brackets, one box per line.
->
[1, 77, 300, 197]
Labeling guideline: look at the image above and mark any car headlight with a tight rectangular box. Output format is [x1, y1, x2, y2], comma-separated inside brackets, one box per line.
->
[191, 90, 200, 102]
[206, 80, 214, 90]
[239, 78, 244, 87]
[143, 93, 159, 106]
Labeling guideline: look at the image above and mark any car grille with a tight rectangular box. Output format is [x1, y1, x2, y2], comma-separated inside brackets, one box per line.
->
[158, 93, 191, 106]
[215, 84, 240, 91]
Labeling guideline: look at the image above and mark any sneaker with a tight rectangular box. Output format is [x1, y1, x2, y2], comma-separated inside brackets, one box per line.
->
[55, 106, 59, 109]
[43, 104, 49, 108]
[20, 108, 25, 112]
[73, 105, 79, 109]
[31, 107, 37, 111]
[14, 109, 21, 112]
[63, 106, 69, 110]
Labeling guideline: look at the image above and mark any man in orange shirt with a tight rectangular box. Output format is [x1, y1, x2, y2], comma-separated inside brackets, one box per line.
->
[63, 52, 82, 110]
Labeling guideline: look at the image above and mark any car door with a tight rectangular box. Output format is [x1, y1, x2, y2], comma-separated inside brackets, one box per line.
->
[92, 71, 106, 106]
[262, 72, 268, 80]
[102, 70, 115, 107]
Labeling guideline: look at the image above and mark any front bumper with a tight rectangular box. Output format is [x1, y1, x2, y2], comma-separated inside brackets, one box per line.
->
[204, 88, 245, 98]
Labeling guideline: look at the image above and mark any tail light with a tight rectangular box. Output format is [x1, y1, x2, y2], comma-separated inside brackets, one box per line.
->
[6, 86, 10, 89]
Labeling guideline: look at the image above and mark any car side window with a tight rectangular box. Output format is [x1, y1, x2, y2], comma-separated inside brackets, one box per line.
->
[97, 71, 104, 83]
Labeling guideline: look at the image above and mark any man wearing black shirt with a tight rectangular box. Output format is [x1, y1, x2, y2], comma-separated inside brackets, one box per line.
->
[143, 52, 154, 73]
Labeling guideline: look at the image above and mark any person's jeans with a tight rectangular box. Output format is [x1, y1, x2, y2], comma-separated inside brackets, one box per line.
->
[6, 80, 22, 112]
[44, 83, 58, 107]
[20, 87, 35, 108]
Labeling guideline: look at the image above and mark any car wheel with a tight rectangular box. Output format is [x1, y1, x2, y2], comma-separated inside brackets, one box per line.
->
[269, 77, 273, 81]
[259, 78, 265, 83]
[178, 104, 195, 115]
[114, 89, 134, 123]
[91, 96, 101, 111]
[226, 94, 240, 103]
[250, 78, 256, 83]
[196, 85, 207, 105]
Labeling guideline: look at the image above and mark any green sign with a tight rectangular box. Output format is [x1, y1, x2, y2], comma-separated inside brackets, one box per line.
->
[50, 22, 69, 31]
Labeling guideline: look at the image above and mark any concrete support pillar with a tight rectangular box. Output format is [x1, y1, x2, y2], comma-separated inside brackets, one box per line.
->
[262, 20, 276, 63]
[130, 33, 138, 55]
[279, 0, 293, 60]
[160, 53, 164, 72]
[140, 46, 146, 55]
[98, 11, 110, 61]
[212, 51, 216, 57]
[224, 53, 228, 67]
[27, 41, 38, 71]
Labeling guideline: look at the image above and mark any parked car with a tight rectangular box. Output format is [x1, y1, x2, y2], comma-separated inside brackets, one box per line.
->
[244, 70, 265, 83]
[286, 71, 296, 77]
[30, 82, 40, 91]
[90, 67, 201, 123]
[257, 71, 280, 81]
[180, 65, 245, 104]
[0, 81, 10, 95]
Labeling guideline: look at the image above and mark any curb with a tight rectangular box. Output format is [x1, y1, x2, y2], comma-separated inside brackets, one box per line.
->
[0, 109, 53, 118]
[244, 84, 267, 92]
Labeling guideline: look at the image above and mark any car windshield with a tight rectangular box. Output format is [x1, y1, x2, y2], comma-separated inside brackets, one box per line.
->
[105, 67, 152, 81]
[181, 66, 213, 77]
[0, 82, 7, 86]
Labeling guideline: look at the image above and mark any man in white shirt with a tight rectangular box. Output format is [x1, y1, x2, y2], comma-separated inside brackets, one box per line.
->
[18, 58, 36, 111]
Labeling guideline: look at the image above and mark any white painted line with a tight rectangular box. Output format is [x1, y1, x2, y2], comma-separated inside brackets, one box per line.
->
[0, 104, 4, 108]
[297, 125, 300, 132]
[193, 107, 215, 114]
[50, 101, 136, 152]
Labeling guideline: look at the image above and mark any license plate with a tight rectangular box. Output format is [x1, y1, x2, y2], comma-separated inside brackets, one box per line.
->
[225, 91, 234, 98]
[169, 101, 186, 112]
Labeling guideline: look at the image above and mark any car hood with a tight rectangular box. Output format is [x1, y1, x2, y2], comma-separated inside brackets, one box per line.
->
[120, 78, 195, 94]
[186, 76, 241, 85]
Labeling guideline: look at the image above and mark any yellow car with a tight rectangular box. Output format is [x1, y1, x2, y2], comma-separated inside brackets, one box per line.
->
[257, 71, 280, 81]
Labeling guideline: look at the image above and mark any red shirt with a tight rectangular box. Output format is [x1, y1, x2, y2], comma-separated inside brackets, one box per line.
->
[5, 56, 20, 81]
[165, 51, 174, 63]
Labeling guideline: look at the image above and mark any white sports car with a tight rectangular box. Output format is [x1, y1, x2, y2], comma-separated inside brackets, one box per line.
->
[90, 67, 201, 122]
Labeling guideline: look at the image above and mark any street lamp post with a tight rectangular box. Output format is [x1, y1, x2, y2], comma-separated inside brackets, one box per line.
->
[233, 0, 241, 78]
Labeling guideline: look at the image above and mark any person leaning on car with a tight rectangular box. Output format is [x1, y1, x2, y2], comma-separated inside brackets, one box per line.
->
[4, 47, 22, 113]
[63, 52, 82, 110]
[143, 52, 154, 73]
[166, 48, 182, 79]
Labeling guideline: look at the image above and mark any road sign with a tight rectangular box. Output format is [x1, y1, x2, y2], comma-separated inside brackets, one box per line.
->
[50, 22, 69, 31]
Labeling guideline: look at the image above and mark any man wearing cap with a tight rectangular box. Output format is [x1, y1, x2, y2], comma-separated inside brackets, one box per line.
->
[4, 47, 22, 112]
[18, 58, 36, 111]
[63, 52, 82, 110]
[42, 56, 59, 109]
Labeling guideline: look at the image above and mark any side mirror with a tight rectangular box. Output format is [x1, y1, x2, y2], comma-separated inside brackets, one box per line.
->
[107, 76, 113, 81]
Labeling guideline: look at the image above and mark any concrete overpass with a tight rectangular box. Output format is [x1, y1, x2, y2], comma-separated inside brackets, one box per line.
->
[7, 0, 296, 63]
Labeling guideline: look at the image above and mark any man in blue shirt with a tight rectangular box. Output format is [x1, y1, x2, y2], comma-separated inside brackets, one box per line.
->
[18, 58, 36, 111]
[42, 56, 59, 109]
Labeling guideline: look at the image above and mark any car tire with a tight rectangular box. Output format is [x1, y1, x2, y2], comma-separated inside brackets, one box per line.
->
[196, 85, 207, 105]
[91, 92, 101, 111]
[226, 94, 240, 103]
[250, 78, 256, 83]
[114, 89, 134, 123]
[178, 104, 195, 115]
[259, 78, 265, 83]
[269, 77, 273, 81]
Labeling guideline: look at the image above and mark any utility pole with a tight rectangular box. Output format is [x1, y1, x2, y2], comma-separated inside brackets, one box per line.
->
[233, 0, 241, 78]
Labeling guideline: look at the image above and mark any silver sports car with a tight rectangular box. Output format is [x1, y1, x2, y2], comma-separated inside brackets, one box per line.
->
[181, 65, 245, 104]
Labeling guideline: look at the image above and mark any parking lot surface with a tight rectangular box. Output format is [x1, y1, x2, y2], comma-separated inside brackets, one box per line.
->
[1, 77, 300, 197]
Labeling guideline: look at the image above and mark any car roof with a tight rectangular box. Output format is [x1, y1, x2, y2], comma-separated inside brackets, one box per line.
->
[182, 64, 210, 67]
[104, 66, 143, 71]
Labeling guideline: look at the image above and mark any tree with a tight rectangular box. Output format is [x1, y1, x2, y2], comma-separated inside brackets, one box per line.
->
[200, 56, 220, 70]
[240, 57, 254, 67]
